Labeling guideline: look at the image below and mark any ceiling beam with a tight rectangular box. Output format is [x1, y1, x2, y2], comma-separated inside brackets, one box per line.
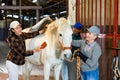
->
[0, 6, 42, 10]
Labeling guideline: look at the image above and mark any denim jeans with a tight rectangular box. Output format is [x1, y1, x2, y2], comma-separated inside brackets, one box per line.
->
[68, 58, 77, 80]
[6, 60, 19, 80]
[61, 59, 77, 80]
[61, 60, 68, 80]
[81, 68, 99, 80]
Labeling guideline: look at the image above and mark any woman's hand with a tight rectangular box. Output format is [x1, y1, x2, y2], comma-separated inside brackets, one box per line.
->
[39, 29, 45, 34]
[33, 42, 47, 53]
[33, 46, 41, 53]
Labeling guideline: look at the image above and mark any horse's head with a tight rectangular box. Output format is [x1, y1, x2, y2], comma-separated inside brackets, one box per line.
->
[55, 17, 73, 59]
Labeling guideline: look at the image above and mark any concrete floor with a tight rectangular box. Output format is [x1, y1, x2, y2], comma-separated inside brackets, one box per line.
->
[0, 41, 55, 80]
[0, 41, 9, 73]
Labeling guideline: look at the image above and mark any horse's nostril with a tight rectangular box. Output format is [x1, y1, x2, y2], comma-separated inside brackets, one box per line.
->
[64, 54, 71, 59]
[64, 54, 67, 57]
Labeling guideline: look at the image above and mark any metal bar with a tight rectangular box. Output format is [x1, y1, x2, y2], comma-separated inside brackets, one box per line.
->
[80, 0, 81, 22]
[43, 0, 65, 10]
[95, 0, 97, 25]
[91, 0, 93, 25]
[76, 0, 80, 22]
[99, 0, 102, 52]
[0, 6, 42, 10]
[36, 0, 40, 23]
[114, 0, 118, 37]
[81, 0, 83, 23]
[104, 0, 106, 33]
[84, 0, 86, 29]
[19, 0, 22, 22]
[83, 1, 85, 24]
[88, 0, 89, 26]
[105, 35, 120, 39]
[112, 0, 118, 56]
[109, 0, 112, 33]
[100, 0, 102, 33]
[0, 0, 63, 10]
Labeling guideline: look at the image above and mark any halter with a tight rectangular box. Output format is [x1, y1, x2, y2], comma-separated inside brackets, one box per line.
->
[58, 36, 72, 51]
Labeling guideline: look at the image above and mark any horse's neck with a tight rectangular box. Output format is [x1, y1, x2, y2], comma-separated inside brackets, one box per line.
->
[46, 31, 56, 44]
[55, 40, 62, 58]
[45, 31, 62, 59]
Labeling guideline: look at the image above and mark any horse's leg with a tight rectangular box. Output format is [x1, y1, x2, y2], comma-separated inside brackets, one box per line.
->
[22, 61, 33, 80]
[22, 62, 27, 80]
[44, 64, 51, 80]
[54, 64, 62, 80]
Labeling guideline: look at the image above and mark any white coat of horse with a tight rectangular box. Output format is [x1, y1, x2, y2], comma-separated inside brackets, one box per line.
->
[22, 17, 73, 80]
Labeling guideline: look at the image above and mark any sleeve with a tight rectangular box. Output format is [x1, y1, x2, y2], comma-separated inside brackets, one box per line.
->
[22, 50, 34, 56]
[7, 37, 17, 50]
[7, 37, 34, 56]
[76, 51, 88, 62]
[23, 31, 39, 39]
[85, 45, 102, 67]
[71, 40, 82, 47]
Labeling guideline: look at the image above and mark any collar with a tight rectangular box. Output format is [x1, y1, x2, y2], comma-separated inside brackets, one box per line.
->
[86, 41, 96, 47]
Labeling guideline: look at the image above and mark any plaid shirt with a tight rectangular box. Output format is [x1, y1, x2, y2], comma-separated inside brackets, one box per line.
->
[7, 31, 39, 65]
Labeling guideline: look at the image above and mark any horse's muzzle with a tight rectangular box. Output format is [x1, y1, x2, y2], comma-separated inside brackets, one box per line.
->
[64, 54, 72, 59]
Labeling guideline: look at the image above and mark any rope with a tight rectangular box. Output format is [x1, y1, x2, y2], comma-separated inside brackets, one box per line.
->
[77, 56, 81, 80]
[64, 49, 81, 80]
[64, 50, 79, 62]
[113, 57, 120, 80]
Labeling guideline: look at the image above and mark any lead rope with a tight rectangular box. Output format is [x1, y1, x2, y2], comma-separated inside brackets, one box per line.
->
[64, 49, 81, 80]
[77, 56, 81, 80]
[113, 56, 120, 80]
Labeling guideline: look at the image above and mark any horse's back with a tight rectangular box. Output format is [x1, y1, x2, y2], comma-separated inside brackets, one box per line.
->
[25, 34, 45, 64]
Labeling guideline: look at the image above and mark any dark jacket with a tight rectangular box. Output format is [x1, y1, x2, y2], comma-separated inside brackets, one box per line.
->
[71, 33, 81, 53]
[7, 31, 39, 65]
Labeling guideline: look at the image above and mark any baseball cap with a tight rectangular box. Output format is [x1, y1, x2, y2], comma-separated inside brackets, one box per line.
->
[9, 21, 20, 30]
[87, 26, 100, 35]
[74, 22, 82, 30]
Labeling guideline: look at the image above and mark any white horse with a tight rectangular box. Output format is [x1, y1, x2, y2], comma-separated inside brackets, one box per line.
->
[22, 17, 73, 80]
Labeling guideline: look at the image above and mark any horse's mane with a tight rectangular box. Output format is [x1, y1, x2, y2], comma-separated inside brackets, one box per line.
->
[44, 17, 69, 58]
[38, 19, 52, 30]
[46, 17, 68, 35]
[46, 21, 57, 35]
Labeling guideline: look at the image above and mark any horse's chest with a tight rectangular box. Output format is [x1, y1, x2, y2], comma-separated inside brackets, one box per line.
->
[55, 47, 62, 59]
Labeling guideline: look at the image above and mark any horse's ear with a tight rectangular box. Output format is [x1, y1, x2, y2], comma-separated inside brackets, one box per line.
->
[45, 16, 53, 22]
[55, 17, 58, 20]
[55, 17, 61, 26]
[55, 17, 59, 23]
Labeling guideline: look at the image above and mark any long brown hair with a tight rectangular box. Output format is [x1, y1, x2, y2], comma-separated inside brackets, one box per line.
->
[8, 28, 15, 37]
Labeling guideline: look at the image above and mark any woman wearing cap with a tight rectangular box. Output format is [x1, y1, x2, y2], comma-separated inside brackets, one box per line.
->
[6, 21, 45, 80]
[74, 26, 102, 80]
[61, 22, 83, 80]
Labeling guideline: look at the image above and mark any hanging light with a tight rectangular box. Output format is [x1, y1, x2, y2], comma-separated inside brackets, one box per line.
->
[32, 0, 37, 3]
[1, 3, 5, 6]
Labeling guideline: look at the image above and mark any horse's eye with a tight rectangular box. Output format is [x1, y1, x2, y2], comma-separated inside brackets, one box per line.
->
[59, 34, 62, 36]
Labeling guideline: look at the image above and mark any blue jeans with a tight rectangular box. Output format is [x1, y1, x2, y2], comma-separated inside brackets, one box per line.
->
[61, 59, 77, 80]
[81, 68, 99, 80]
[61, 60, 68, 80]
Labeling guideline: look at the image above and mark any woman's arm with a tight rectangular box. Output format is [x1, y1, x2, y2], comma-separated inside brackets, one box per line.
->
[22, 31, 39, 39]
[85, 45, 101, 67]
[23, 29, 46, 39]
